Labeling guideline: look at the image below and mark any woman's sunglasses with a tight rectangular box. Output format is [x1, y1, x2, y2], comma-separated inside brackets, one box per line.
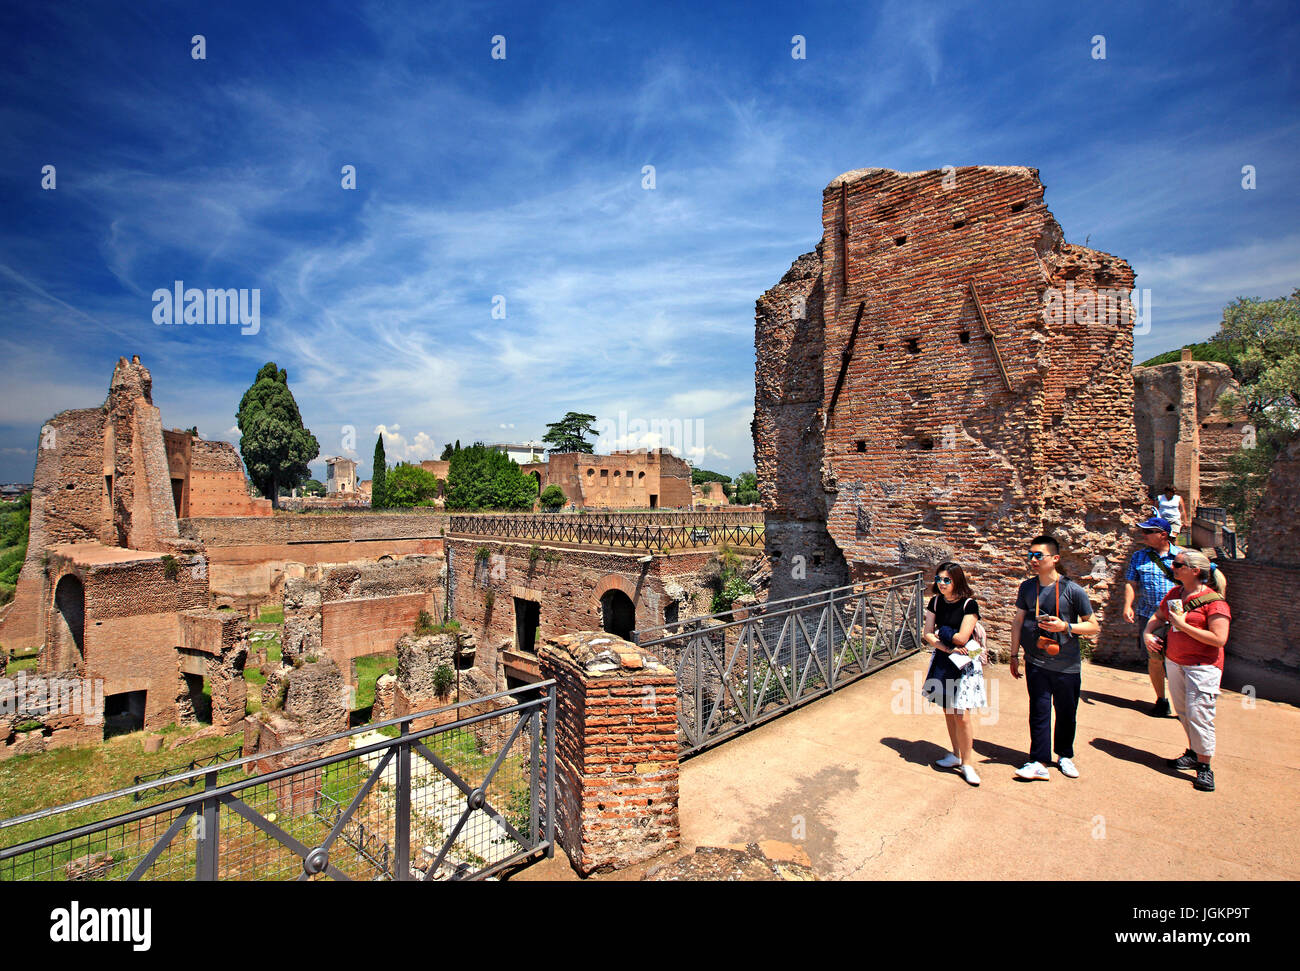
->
[935, 576, 953, 585]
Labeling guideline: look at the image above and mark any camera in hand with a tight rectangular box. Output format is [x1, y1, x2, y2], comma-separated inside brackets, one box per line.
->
[1036, 615, 1061, 656]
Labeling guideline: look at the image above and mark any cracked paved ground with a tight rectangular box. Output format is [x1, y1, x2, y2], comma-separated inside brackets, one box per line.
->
[676, 653, 1300, 880]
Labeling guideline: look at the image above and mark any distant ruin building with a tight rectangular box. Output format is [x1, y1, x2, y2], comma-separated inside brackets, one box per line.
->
[523, 448, 693, 509]
[324, 455, 358, 495]
[165, 430, 274, 516]
[1132, 348, 1247, 513]
[755, 166, 1148, 658]
[692, 481, 730, 506]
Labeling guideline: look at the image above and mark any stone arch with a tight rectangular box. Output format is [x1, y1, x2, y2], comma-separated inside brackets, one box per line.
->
[594, 574, 639, 641]
[600, 589, 636, 641]
[530, 470, 542, 494]
[52, 573, 86, 670]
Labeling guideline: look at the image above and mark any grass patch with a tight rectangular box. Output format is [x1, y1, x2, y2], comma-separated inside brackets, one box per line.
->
[257, 605, 284, 625]
[0, 729, 245, 850]
[353, 654, 397, 713]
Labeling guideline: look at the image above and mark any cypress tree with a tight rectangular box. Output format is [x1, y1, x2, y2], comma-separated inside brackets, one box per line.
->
[372, 433, 388, 509]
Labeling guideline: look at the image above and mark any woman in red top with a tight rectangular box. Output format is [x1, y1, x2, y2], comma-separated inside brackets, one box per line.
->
[1142, 549, 1230, 792]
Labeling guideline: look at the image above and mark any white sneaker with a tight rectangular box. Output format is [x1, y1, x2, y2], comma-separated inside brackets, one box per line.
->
[1058, 757, 1079, 779]
[935, 752, 962, 769]
[960, 764, 981, 786]
[1016, 761, 1050, 781]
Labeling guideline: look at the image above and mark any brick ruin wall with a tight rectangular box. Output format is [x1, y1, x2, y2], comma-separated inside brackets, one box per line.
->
[537, 450, 694, 509]
[1132, 358, 1246, 512]
[1, 357, 188, 651]
[445, 537, 724, 688]
[180, 513, 447, 609]
[756, 166, 1149, 661]
[281, 555, 446, 689]
[44, 551, 210, 729]
[164, 431, 273, 518]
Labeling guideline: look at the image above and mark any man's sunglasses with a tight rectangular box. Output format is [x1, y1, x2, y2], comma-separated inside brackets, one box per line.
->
[1141, 528, 1166, 535]
[1026, 551, 1047, 560]
[935, 576, 953, 585]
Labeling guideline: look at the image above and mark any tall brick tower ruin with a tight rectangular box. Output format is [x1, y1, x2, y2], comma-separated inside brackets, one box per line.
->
[755, 166, 1148, 659]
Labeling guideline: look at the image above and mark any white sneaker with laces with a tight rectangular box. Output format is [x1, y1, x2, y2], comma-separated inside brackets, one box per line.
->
[1058, 757, 1079, 779]
[935, 752, 962, 769]
[1016, 761, 1050, 781]
[960, 764, 981, 786]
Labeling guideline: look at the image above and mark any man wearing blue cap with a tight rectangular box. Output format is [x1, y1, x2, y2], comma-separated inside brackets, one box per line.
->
[1123, 515, 1181, 716]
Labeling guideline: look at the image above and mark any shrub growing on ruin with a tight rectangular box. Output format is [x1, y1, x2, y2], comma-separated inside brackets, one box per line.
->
[385, 463, 439, 507]
[161, 554, 180, 581]
[432, 664, 454, 696]
[539, 484, 566, 510]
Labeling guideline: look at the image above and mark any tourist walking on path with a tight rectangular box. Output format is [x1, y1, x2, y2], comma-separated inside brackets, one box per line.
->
[1143, 549, 1231, 792]
[1155, 486, 1187, 541]
[1123, 515, 1182, 717]
[921, 562, 987, 786]
[1009, 535, 1099, 781]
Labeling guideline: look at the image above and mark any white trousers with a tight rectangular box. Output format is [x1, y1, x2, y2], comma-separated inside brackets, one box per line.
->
[1165, 658, 1221, 758]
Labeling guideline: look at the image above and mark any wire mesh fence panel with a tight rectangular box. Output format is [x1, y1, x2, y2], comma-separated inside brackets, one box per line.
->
[0, 684, 555, 883]
[636, 574, 923, 756]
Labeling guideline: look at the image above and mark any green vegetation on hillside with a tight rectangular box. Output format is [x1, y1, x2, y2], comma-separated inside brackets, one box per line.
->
[0, 493, 31, 606]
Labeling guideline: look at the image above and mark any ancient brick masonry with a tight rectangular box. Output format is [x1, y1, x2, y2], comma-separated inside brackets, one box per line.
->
[1132, 351, 1246, 512]
[756, 167, 1149, 659]
[538, 631, 679, 875]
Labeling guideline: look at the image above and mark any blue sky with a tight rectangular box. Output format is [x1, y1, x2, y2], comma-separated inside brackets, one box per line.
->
[1, 0, 1297, 483]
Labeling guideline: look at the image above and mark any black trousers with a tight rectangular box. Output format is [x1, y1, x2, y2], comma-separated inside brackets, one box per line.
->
[1026, 664, 1081, 764]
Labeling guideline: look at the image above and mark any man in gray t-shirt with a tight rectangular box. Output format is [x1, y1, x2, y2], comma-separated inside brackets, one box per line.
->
[1009, 535, 1099, 780]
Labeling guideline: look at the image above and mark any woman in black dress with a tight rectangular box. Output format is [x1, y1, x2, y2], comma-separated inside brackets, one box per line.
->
[921, 561, 987, 786]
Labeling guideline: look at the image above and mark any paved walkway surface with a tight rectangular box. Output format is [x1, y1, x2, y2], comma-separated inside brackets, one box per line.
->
[518, 653, 1300, 880]
[677, 654, 1300, 880]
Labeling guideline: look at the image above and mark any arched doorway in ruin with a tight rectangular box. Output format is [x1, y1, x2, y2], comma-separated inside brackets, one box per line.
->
[52, 574, 86, 670]
[600, 589, 636, 641]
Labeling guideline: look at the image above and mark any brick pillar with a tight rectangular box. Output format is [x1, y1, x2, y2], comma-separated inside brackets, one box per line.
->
[538, 631, 679, 875]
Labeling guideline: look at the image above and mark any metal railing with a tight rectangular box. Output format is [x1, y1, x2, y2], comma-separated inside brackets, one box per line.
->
[132, 744, 245, 800]
[635, 574, 924, 756]
[0, 682, 556, 882]
[449, 514, 764, 551]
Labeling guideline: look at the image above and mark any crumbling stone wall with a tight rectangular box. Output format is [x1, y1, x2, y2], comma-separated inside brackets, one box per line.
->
[537, 449, 693, 509]
[445, 538, 724, 688]
[0, 670, 104, 760]
[245, 659, 349, 811]
[538, 630, 679, 875]
[756, 166, 1148, 660]
[1132, 353, 1245, 513]
[0, 356, 200, 652]
[281, 555, 446, 689]
[177, 609, 249, 732]
[180, 513, 447, 609]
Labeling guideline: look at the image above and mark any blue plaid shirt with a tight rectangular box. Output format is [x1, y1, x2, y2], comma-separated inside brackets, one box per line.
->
[1124, 544, 1181, 619]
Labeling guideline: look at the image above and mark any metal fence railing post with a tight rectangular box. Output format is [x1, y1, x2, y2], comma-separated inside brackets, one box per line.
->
[544, 683, 556, 857]
[195, 770, 219, 881]
[529, 706, 541, 847]
[395, 722, 411, 880]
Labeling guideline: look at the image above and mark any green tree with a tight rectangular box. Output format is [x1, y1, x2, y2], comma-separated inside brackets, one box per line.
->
[371, 434, 388, 510]
[732, 471, 760, 505]
[440, 442, 455, 460]
[301, 479, 325, 497]
[542, 412, 598, 454]
[1212, 288, 1300, 537]
[539, 484, 566, 510]
[386, 463, 440, 506]
[236, 363, 319, 510]
[691, 468, 733, 487]
[445, 444, 537, 510]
